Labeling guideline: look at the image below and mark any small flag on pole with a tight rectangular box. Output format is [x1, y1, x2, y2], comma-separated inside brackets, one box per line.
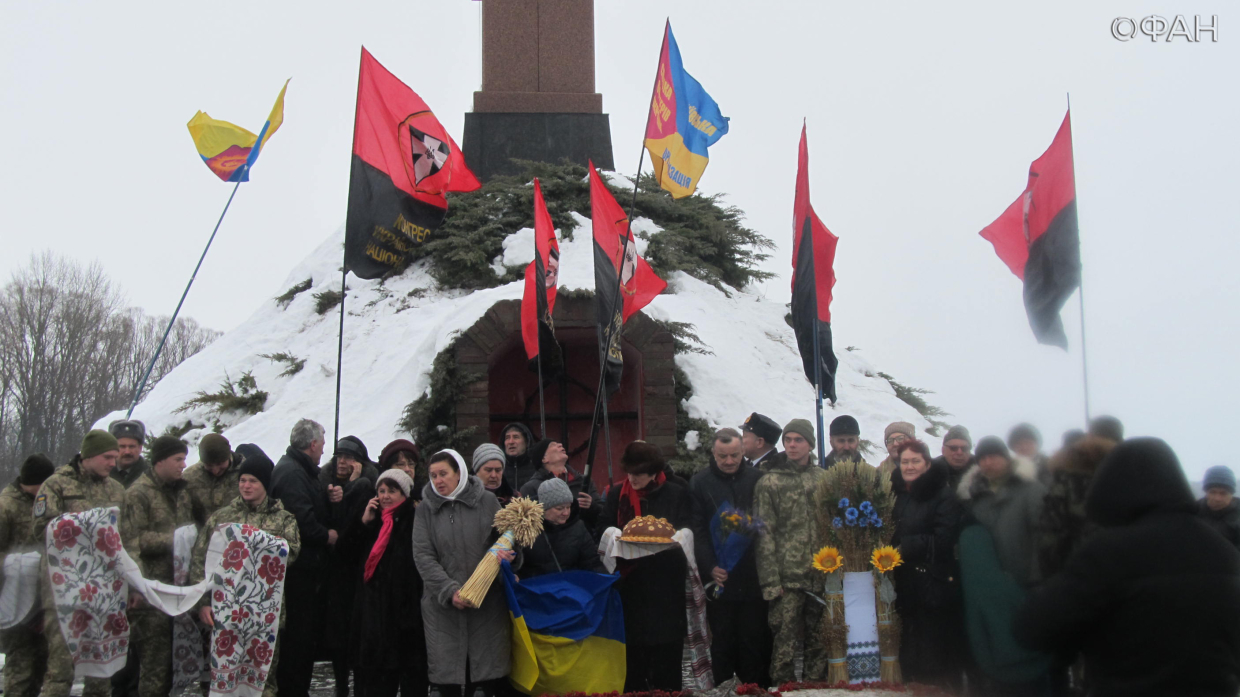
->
[643, 21, 729, 199]
[521, 179, 562, 372]
[187, 80, 288, 182]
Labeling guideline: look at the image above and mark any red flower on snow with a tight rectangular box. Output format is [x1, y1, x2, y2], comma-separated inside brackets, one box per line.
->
[104, 612, 129, 636]
[68, 609, 91, 638]
[51, 572, 65, 586]
[95, 527, 122, 557]
[79, 583, 98, 602]
[51, 519, 82, 551]
[246, 637, 273, 666]
[222, 540, 249, 571]
[256, 555, 285, 584]
[214, 629, 239, 657]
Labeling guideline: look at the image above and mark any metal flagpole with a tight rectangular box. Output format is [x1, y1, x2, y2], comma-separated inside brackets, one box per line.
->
[127, 176, 244, 416]
[1068, 93, 1091, 424]
[332, 266, 347, 447]
[536, 348, 547, 437]
[812, 318, 826, 468]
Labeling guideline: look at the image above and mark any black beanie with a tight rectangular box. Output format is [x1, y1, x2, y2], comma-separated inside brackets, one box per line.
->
[829, 415, 860, 437]
[149, 435, 189, 465]
[238, 451, 275, 493]
[20, 454, 55, 487]
[621, 441, 665, 475]
[974, 436, 1010, 461]
[528, 439, 553, 469]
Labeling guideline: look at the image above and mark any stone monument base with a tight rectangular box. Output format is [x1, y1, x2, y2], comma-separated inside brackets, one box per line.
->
[462, 112, 615, 181]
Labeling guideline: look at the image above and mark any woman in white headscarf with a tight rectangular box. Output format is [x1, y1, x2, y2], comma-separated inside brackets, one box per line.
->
[412, 449, 517, 697]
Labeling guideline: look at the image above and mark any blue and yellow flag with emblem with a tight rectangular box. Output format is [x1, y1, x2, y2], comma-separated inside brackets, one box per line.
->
[643, 21, 728, 199]
[187, 80, 288, 182]
[501, 563, 625, 695]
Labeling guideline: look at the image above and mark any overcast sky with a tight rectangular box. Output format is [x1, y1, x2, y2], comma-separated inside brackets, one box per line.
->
[3, 1, 1235, 479]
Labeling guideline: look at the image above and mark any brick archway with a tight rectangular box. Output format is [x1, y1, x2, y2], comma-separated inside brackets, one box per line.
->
[454, 295, 675, 489]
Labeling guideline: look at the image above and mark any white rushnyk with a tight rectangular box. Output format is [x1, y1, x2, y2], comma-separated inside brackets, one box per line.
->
[100, 212, 948, 464]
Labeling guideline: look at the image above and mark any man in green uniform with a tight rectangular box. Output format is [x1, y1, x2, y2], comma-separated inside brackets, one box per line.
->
[35, 430, 127, 697]
[120, 436, 193, 697]
[191, 450, 299, 697]
[754, 419, 829, 683]
[108, 421, 148, 490]
[0, 454, 57, 697]
[181, 434, 239, 527]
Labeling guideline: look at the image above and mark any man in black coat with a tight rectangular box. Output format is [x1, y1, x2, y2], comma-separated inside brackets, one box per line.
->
[1015, 438, 1240, 697]
[689, 428, 771, 687]
[1199, 465, 1240, 550]
[518, 439, 603, 532]
[501, 422, 538, 490]
[270, 418, 342, 697]
[935, 424, 976, 494]
[740, 413, 781, 470]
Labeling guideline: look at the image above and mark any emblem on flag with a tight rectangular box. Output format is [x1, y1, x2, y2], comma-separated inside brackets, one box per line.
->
[403, 120, 450, 187]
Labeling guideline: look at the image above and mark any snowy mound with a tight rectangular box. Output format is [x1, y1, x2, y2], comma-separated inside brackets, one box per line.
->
[100, 215, 946, 462]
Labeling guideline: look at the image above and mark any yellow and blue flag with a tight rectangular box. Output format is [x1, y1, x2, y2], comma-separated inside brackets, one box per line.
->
[502, 563, 626, 695]
[187, 80, 288, 182]
[643, 21, 729, 199]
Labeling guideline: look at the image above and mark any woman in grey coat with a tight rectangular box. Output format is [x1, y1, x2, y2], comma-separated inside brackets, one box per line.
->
[412, 449, 516, 697]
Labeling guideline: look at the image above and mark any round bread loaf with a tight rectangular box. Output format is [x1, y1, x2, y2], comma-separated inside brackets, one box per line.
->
[619, 515, 676, 543]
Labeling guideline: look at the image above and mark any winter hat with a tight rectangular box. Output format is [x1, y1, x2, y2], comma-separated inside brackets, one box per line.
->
[335, 436, 372, 465]
[783, 418, 817, 449]
[621, 441, 666, 475]
[234, 443, 269, 466]
[379, 439, 421, 470]
[108, 419, 146, 445]
[1086, 437, 1194, 527]
[1007, 423, 1042, 448]
[740, 412, 782, 446]
[974, 436, 1010, 461]
[430, 449, 471, 501]
[829, 415, 860, 437]
[19, 454, 55, 487]
[237, 451, 275, 493]
[198, 434, 232, 465]
[528, 439, 554, 469]
[1203, 465, 1236, 494]
[81, 430, 119, 460]
[943, 425, 972, 448]
[377, 468, 414, 498]
[472, 443, 506, 473]
[1089, 415, 1124, 443]
[884, 422, 916, 441]
[149, 435, 189, 465]
[537, 477, 574, 509]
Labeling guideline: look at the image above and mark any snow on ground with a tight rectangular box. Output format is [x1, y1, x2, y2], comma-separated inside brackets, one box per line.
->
[99, 214, 944, 461]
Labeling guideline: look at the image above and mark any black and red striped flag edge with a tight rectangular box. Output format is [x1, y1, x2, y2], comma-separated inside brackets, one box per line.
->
[790, 125, 839, 403]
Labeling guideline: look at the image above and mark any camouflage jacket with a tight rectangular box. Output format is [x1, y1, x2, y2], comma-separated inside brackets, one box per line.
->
[190, 496, 300, 624]
[754, 452, 828, 598]
[0, 481, 40, 567]
[110, 457, 150, 489]
[182, 459, 240, 527]
[121, 470, 194, 584]
[34, 457, 126, 536]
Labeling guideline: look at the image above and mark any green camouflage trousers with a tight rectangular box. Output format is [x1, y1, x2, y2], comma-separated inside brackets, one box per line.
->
[2, 624, 48, 697]
[768, 589, 827, 683]
[39, 618, 109, 697]
[130, 610, 172, 697]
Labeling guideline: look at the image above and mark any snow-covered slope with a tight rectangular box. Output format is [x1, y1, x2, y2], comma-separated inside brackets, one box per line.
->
[100, 215, 947, 462]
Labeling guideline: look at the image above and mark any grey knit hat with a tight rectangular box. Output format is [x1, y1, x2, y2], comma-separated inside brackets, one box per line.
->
[943, 425, 972, 448]
[377, 468, 414, 498]
[537, 477, 574, 509]
[783, 419, 817, 449]
[1203, 465, 1236, 494]
[472, 443, 506, 473]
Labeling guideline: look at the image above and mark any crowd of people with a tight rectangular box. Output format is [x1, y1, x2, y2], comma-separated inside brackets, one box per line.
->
[1, 410, 1238, 697]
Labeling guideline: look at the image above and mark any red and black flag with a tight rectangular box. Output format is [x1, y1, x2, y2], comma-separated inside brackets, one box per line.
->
[980, 110, 1081, 349]
[790, 124, 839, 404]
[345, 48, 481, 280]
[590, 164, 667, 396]
[521, 178, 562, 374]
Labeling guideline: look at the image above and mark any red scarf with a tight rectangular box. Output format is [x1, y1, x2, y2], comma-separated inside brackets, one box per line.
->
[363, 505, 398, 583]
[617, 472, 665, 527]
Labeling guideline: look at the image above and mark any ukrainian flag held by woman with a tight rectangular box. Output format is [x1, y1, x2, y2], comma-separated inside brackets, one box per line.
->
[188, 80, 289, 182]
[644, 21, 728, 199]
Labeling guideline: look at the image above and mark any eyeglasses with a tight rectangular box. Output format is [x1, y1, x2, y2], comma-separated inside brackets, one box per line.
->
[885, 435, 908, 445]
[945, 444, 969, 453]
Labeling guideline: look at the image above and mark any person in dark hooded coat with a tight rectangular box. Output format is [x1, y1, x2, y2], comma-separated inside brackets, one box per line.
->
[518, 439, 603, 532]
[500, 423, 537, 491]
[1015, 438, 1240, 697]
[889, 439, 966, 690]
[1198, 465, 1240, 550]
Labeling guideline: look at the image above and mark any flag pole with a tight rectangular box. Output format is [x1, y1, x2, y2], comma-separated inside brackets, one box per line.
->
[127, 176, 243, 417]
[536, 348, 547, 437]
[1068, 93, 1091, 424]
[812, 318, 826, 468]
[332, 266, 346, 447]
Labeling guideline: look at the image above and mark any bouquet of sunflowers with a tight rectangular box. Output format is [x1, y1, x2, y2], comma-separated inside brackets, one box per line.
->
[707, 502, 766, 598]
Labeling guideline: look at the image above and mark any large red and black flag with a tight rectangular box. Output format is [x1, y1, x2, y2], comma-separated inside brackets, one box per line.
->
[521, 179, 562, 374]
[345, 48, 481, 280]
[980, 110, 1081, 348]
[790, 124, 839, 404]
[590, 164, 667, 396]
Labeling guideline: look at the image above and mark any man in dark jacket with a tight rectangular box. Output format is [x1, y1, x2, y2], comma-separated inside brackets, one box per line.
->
[518, 439, 602, 531]
[270, 418, 340, 697]
[689, 428, 770, 687]
[501, 422, 538, 490]
[936, 424, 976, 493]
[523, 478, 606, 577]
[1199, 465, 1240, 550]
[825, 415, 873, 468]
[740, 412, 781, 470]
[1015, 438, 1240, 697]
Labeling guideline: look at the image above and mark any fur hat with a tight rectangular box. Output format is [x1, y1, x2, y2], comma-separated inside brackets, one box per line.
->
[943, 425, 972, 448]
[784, 418, 817, 449]
[621, 441, 665, 475]
[472, 443, 506, 473]
[974, 436, 1010, 461]
[150, 435, 189, 465]
[237, 451, 275, 492]
[537, 478, 574, 509]
[379, 439, 421, 470]
[377, 468, 414, 498]
[829, 415, 860, 437]
[20, 454, 55, 487]
[1204, 465, 1236, 494]
[198, 434, 231, 465]
[108, 419, 146, 445]
[740, 413, 782, 446]
[884, 422, 916, 441]
[81, 430, 119, 460]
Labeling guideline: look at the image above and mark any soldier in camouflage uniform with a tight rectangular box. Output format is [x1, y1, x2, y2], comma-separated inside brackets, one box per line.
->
[120, 436, 194, 697]
[190, 450, 299, 697]
[34, 430, 127, 697]
[0, 454, 57, 697]
[754, 419, 829, 683]
[181, 434, 240, 527]
[108, 420, 149, 490]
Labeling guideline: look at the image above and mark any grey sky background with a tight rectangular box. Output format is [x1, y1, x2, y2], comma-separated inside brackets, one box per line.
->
[3, 1, 1235, 479]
